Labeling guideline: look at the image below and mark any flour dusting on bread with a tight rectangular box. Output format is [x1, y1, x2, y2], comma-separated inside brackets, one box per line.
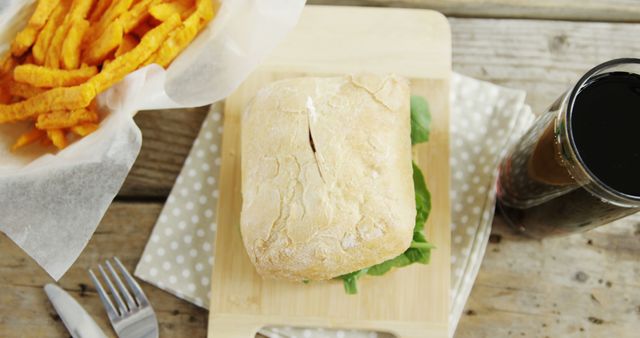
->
[240, 74, 415, 281]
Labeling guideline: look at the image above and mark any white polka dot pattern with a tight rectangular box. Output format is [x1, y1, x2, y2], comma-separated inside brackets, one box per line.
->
[134, 107, 223, 308]
[447, 73, 534, 337]
[134, 74, 535, 338]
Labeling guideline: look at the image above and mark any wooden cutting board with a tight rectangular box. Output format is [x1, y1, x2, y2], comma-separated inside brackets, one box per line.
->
[209, 6, 451, 338]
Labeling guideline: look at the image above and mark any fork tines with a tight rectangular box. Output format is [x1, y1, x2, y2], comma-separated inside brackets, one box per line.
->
[89, 257, 150, 320]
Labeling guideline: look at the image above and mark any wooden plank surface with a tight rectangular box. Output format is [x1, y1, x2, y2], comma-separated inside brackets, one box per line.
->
[309, 0, 640, 22]
[456, 214, 640, 338]
[2, 12, 640, 338]
[0, 203, 209, 338]
[450, 18, 640, 115]
[4, 209, 635, 336]
[120, 106, 211, 198]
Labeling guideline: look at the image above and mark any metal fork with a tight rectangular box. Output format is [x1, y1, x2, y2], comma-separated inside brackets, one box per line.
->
[89, 257, 159, 338]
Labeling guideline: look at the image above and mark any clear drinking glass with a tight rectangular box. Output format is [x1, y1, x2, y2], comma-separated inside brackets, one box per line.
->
[496, 58, 640, 238]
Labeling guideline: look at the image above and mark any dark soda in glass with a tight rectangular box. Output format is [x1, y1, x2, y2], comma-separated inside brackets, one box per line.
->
[497, 59, 640, 238]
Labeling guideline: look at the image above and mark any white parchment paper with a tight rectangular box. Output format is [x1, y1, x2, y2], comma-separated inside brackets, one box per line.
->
[0, 0, 305, 280]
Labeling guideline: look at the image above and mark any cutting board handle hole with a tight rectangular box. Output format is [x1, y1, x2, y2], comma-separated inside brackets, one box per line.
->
[259, 326, 397, 338]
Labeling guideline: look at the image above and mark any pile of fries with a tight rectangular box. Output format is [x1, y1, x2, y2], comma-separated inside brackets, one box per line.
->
[0, 0, 215, 151]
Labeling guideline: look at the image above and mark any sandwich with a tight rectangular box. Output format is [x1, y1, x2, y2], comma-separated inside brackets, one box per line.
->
[240, 74, 433, 293]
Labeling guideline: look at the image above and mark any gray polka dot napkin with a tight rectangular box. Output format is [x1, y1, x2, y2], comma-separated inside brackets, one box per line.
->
[135, 73, 535, 337]
[448, 73, 534, 333]
[135, 107, 223, 308]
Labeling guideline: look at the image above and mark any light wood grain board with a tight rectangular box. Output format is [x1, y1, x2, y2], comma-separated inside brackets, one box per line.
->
[208, 6, 451, 338]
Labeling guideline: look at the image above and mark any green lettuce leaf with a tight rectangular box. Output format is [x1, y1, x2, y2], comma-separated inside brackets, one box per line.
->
[338, 96, 434, 294]
[410, 95, 431, 145]
[340, 162, 433, 293]
[413, 161, 431, 232]
[338, 269, 369, 294]
[366, 253, 412, 276]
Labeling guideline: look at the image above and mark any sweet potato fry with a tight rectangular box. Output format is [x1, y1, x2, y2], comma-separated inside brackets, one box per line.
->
[68, 0, 96, 22]
[88, 0, 112, 22]
[14, 64, 98, 88]
[130, 20, 154, 39]
[2, 0, 213, 151]
[149, 1, 191, 21]
[0, 55, 17, 103]
[179, 0, 196, 11]
[71, 122, 99, 136]
[89, 0, 133, 41]
[0, 82, 12, 104]
[120, 0, 160, 33]
[0, 84, 96, 123]
[11, 0, 61, 57]
[88, 14, 181, 93]
[0, 53, 17, 76]
[149, 18, 197, 67]
[36, 108, 99, 129]
[44, 25, 66, 68]
[0, 55, 16, 103]
[29, 0, 61, 27]
[11, 27, 39, 57]
[197, 0, 215, 21]
[61, 19, 90, 69]
[9, 81, 46, 99]
[83, 19, 124, 65]
[45, 0, 95, 68]
[33, 3, 68, 65]
[150, 0, 213, 67]
[40, 135, 53, 146]
[23, 54, 36, 65]
[115, 34, 139, 57]
[11, 128, 46, 151]
[46, 129, 67, 149]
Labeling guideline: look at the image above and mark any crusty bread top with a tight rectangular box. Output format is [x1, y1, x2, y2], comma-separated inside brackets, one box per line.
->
[240, 74, 415, 281]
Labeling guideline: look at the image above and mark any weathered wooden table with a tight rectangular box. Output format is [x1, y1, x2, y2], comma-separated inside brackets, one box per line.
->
[2, 2, 640, 337]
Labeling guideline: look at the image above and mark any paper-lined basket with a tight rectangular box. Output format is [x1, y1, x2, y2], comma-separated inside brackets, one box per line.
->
[0, 0, 305, 280]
